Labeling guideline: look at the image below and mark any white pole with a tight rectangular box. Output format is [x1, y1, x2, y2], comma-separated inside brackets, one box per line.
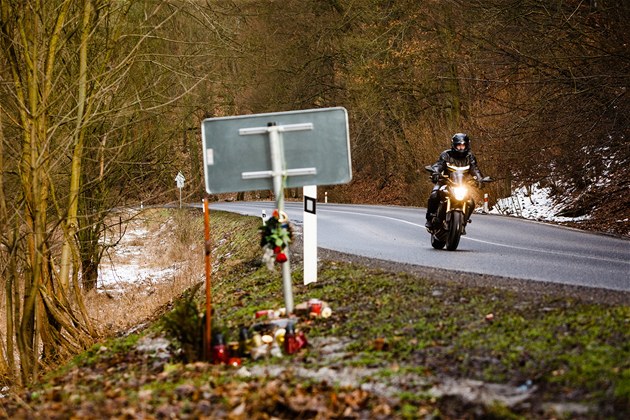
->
[483, 193, 489, 213]
[303, 185, 317, 285]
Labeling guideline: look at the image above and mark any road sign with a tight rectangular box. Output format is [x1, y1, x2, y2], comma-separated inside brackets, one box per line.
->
[175, 171, 185, 189]
[175, 172, 185, 208]
[200, 107, 351, 194]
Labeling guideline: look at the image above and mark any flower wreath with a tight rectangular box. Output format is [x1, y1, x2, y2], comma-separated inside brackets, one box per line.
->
[259, 209, 293, 270]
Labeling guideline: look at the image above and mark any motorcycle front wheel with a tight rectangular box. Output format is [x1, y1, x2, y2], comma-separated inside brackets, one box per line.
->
[446, 211, 463, 251]
[431, 233, 446, 249]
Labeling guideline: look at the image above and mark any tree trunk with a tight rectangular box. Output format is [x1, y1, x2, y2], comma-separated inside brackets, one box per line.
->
[81, 259, 99, 292]
[59, 0, 92, 295]
[0, 97, 12, 381]
[0, 0, 96, 384]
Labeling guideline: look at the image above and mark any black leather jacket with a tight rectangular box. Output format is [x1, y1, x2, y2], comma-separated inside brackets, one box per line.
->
[430, 149, 483, 181]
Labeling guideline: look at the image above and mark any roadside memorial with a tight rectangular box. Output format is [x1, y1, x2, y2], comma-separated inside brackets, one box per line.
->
[200, 107, 352, 362]
[259, 209, 293, 270]
[208, 298, 333, 366]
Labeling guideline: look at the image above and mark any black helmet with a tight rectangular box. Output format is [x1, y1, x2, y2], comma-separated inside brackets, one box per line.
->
[451, 133, 470, 158]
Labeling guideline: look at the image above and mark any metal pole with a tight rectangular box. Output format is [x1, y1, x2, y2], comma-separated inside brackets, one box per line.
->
[268, 122, 294, 314]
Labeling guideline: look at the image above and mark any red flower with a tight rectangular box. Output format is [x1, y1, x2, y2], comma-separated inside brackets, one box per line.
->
[275, 252, 287, 263]
[274, 246, 282, 254]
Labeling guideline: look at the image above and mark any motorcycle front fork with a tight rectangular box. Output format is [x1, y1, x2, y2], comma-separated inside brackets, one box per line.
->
[438, 202, 472, 231]
[444, 199, 474, 222]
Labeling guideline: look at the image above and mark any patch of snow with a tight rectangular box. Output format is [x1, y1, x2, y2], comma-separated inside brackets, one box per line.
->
[488, 183, 590, 223]
[96, 218, 176, 292]
[98, 265, 177, 293]
[136, 336, 172, 360]
[542, 402, 592, 417]
[429, 377, 536, 408]
[245, 361, 538, 410]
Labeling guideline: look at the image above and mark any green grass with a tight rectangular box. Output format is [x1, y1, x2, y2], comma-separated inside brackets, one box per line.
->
[204, 211, 630, 413]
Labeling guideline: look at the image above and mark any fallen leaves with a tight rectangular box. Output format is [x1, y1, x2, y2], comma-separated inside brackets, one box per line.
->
[2, 347, 397, 419]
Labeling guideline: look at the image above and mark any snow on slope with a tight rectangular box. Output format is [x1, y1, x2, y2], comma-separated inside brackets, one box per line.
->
[488, 183, 591, 223]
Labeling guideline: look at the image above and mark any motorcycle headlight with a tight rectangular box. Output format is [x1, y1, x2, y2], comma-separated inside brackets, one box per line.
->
[452, 186, 468, 201]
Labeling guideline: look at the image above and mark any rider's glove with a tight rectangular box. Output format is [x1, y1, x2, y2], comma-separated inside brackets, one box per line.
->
[431, 172, 441, 183]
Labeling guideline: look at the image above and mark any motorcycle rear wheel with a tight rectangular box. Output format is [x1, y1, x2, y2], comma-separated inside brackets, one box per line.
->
[446, 211, 463, 251]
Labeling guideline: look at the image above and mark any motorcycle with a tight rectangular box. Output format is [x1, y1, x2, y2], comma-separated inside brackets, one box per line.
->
[424, 164, 492, 250]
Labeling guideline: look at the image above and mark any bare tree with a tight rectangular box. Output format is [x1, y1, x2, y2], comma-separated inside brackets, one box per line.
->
[0, 0, 237, 384]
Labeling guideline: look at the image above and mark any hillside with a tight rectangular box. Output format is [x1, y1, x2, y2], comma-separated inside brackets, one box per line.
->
[488, 173, 630, 238]
[1, 209, 628, 419]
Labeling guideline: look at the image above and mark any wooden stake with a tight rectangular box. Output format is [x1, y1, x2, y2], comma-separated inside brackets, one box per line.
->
[203, 197, 212, 361]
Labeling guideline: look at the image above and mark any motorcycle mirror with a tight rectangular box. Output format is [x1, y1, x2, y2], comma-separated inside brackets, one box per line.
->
[424, 165, 434, 173]
[482, 176, 493, 182]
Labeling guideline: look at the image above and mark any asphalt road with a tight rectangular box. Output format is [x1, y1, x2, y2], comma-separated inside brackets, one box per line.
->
[206, 201, 630, 292]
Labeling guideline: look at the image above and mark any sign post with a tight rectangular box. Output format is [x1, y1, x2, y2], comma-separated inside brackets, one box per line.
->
[201, 107, 351, 315]
[238, 121, 316, 313]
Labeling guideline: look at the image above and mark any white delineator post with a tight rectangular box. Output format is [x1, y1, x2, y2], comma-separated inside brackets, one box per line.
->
[483, 193, 489, 213]
[303, 185, 317, 285]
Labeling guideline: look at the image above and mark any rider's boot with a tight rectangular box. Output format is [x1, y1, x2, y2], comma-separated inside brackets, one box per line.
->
[464, 204, 474, 232]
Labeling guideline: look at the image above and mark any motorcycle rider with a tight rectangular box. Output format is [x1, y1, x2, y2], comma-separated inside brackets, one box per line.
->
[425, 133, 485, 231]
